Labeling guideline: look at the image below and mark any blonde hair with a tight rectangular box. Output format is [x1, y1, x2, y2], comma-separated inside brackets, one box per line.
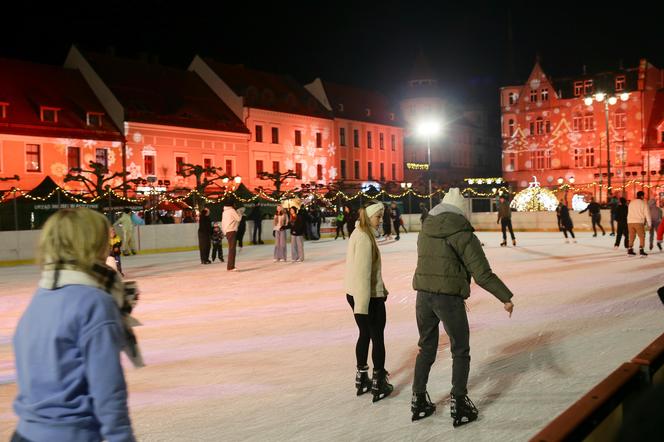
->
[38, 208, 111, 270]
[356, 203, 381, 250]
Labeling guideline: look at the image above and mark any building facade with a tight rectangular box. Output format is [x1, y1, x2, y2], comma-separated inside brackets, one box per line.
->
[500, 59, 664, 200]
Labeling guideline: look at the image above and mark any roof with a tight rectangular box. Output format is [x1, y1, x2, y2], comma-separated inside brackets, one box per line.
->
[645, 89, 664, 147]
[0, 57, 123, 141]
[83, 52, 249, 134]
[320, 80, 401, 127]
[550, 68, 639, 99]
[203, 59, 333, 119]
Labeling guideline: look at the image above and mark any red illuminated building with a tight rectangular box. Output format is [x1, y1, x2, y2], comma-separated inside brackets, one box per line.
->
[501, 59, 664, 200]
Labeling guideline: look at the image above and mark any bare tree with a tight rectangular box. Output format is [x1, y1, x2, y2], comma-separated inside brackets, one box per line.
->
[257, 169, 298, 197]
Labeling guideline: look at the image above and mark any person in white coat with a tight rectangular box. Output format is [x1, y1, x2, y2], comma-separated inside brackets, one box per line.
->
[221, 201, 242, 271]
[344, 202, 393, 403]
[627, 191, 651, 256]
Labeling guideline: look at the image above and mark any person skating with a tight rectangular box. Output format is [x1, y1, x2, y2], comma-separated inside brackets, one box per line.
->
[579, 197, 605, 236]
[113, 208, 138, 256]
[627, 191, 651, 256]
[382, 203, 392, 240]
[390, 202, 402, 240]
[344, 202, 392, 402]
[335, 207, 345, 240]
[236, 207, 247, 252]
[198, 207, 213, 264]
[608, 195, 619, 236]
[222, 201, 242, 270]
[250, 203, 264, 245]
[290, 206, 306, 262]
[211, 223, 225, 263]
[419, 202, 429, 224]
[614, 198, 629, 249]
[411, 188, 514, 426]
[556, 201, 576, 243]
[109, 227, 124, 276]
[346, 206, 358, 236]
[647, 199, 661, 251]
[496, 195, 516, 246]
[273, 204, 289, 262]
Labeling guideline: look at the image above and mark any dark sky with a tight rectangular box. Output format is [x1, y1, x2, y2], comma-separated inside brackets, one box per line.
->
[4, 1, 663, 108]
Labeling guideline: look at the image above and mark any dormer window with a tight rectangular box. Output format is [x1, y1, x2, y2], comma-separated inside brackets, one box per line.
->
[389, 112, 395, 121]
[0, 102, 8, 118]
[615, 75, 626, 92]
[40, 107, 59, 123]
[365, 108, 371, 117]
[87, 112, 104, 127]
[583, 80, 593, 95]
[338, 103, 344, 112]
[574, 81, 583, 97]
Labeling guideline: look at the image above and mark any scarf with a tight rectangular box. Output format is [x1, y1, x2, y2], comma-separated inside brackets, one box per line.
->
[38, 261, 145, 368]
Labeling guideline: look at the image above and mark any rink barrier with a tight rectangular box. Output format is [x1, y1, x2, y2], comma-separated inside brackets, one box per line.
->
[529, 362, 643, 442]
[631, 332, 664, 385]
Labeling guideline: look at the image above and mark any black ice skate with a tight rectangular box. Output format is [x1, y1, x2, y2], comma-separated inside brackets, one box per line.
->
[627, 248, 636, 256]
[371, 369, 393, 403]
[450, 394, 478, 427]
[411, 392, 436, 421]
[512, 239, 517, 246]
[500, 241, 507, 247]
[639, 248, 648, 256]
[355, 366, 372, 396]
[658, 242, 663, 251]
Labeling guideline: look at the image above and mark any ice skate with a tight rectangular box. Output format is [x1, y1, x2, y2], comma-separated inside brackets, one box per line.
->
[627, 248, 636, 256]
[639, 248, 648, 257]
[500, 241, 506, 247]
[512, 239, 517, 246]
[658, 242, 663, 251]
[450, 394, 478, 428]
[371, 369, 393, 403]
[411, 392, 436, 421]
[355, 366, 371, 396]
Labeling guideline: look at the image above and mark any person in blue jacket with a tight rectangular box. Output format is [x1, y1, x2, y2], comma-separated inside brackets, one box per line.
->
[12, 207, 138, 442]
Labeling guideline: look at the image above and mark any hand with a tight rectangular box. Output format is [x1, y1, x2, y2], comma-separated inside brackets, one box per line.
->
[504, 301, 514, 317]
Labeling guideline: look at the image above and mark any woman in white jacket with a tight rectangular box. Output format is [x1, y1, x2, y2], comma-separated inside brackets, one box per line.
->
[273, 205, 289, 262]
[222, 201, 242, 271]
[344, 202, 393, 402]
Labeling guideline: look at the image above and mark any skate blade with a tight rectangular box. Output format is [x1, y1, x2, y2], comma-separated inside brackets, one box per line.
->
[356, 386, 371, 396]
[411, 408, 435, 422]
[372, 390, 393, 403]
[452, 414, 478, 427]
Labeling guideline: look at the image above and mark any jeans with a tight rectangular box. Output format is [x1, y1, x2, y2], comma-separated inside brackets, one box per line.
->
[501, 218, 515, 241]
[226, 231, 237, 269]
[347, 294, 386, 370]
[649, 220, 660, 248]
[252, 220, 263, 244]
[413, 291, 470, 396]
[291, 234, 304, 261]
[274, 230, 287, 260]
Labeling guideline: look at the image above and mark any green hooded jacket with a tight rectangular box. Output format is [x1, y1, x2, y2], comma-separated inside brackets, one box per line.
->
[412, 203, 513, 302]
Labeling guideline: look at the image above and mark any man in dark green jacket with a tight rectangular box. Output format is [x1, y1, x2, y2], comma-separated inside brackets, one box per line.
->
[410, 188, 515, 426]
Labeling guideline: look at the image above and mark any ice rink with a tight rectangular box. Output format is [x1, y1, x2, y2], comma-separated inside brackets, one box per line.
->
[1, 231, 663, 441]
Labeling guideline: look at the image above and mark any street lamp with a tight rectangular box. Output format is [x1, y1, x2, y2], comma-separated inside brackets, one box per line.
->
[416, 120, 441, 210]
[400, 182, 413, 230]
[584, 92, 630, 202]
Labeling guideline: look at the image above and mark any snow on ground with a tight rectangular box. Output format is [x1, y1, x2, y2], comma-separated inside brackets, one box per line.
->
[1, 232, 663, 441]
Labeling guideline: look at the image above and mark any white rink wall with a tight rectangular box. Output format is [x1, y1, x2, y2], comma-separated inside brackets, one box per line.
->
[0, 211, 612, 262]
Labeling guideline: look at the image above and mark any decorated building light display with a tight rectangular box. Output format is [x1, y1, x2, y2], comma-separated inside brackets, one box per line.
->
[464, 177, 504, 185]
[510, 176, 559, 212]
[572, 194, 589, 212]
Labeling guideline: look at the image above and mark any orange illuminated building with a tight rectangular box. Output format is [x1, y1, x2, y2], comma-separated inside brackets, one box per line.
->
[501, 59, 664, 200]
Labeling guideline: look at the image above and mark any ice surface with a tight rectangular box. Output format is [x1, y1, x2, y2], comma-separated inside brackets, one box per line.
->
[1, 232, 662, 441]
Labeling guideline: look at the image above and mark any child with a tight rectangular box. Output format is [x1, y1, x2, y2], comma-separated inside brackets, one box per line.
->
[211, 223, 225, 263]
[109, 227, 124, 276]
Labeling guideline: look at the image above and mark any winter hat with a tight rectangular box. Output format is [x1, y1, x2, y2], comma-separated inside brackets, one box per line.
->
[365, 202, 384, 218]
[442, 188, 466, 213]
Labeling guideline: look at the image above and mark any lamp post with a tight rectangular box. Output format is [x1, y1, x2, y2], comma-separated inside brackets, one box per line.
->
[400, 182, 412, 230]
[584, 92, 630, 202]
[416, 120, 441, 210]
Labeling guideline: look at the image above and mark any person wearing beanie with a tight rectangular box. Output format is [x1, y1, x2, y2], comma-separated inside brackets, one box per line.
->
[410, 188, 515, 426]
[221, 200, 242, 270]
[344, 201, 393, 403]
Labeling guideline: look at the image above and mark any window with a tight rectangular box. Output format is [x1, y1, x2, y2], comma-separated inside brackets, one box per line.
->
[546, 120, 551, 134]
[144, 155, 155, 175]
[225, 159, 233, 176]
[368, 162, 373, 180]
[529, 121, 535, 135]
[271, 127, 279, 144]
[316, 132, 322, 148]
[339, 128, 346, 146]
[389, 113, 395, 121]
[531, 150, 550, 169]
[317, 164, 323, 180]
[338, 103, 344, 112]
[40, 107, 58, 123]
[379, 133, 384, 150]
[367, 131, 372, 149]
[391, 134, 396, 151]
[509, 153, 516, 171]
[583, 114, 594, 131]
[541, 89, 549, 101]
[615, 75, 626, 92]
[530, 90, 537, 102]
[365, 108, 371, 117]
[508, 119, 515, 136]
[0, 102, 8, 118]
[176, 156, 186, 175]
[353, 129, 360, 147]
[272, 161, 280, 173]
[573, 82, 583, 97]
[96, 148, 108, 171]
[536, 117, 544, 135]
[614, 112, 626, 129]
[354, 160, 360, 179]
[67, 146, 80, 170]
[508, 92, 517, 105]
[573, 115, 583, 132]
[295, 162, 303, 179]
[574, 148, 584, 167]
[203, 158, 213, 175]
[584, 80, 593, 95]
[380, 163, 385, 180]
[255, 125, 263, 142]
[391, 163, 396, 180]
[256, 160, 264, 175]
[585, 147, 595, 167]
[26, 144, 41, 172]
[340, 159, 347, 179]
[295, 130, 302, 146]
[86, 112, 103, 127]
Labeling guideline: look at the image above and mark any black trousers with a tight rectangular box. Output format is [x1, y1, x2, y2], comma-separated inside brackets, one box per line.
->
[561, 227, 575, 238]
[198, 232, 211, 263]
[501, 218, 515, 240]
[346, 294, 386, 371]
[226, 231, 237, 270]
[591, 213, 605, 235]
[393, 219, 401, 238]
[211, 242, 224, 261]
[252, 221, 262, 244]
[615, 221, 628, 248]
[335, 223, 345, 239]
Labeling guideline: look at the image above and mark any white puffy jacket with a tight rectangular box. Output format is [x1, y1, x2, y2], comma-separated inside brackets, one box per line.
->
[344, 227, 387, 315]
[221, 206, 241, 234]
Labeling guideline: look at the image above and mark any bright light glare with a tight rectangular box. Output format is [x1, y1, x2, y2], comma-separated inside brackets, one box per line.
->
[620, 93, 629, 101]
[417, 120, 441, 137]
[234, 176, 242, 184]
[584, 97, 594, 106]
[594, 92, 605, 102]
[608, 96, 617, 105]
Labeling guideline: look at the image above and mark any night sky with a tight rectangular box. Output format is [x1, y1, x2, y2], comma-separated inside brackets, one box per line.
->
[4, 1, 663, 108]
